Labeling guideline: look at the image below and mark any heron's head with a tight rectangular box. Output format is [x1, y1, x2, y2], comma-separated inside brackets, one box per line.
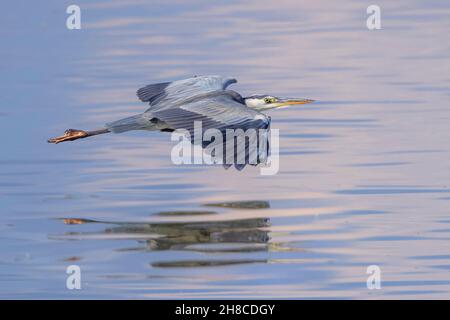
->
[244, 95, 314, 111]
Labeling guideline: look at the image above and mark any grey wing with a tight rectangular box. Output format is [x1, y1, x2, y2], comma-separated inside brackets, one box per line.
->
[137, 75, 237, 111]
[150, 93, 271, 170]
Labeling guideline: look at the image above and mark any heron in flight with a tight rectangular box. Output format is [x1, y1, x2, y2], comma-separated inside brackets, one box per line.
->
[48, 75, 313, 168]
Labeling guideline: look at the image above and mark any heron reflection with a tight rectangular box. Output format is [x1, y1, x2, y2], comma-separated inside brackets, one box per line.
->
[57, 216, 270, 256]
[55, 200, 274, 267]
[109, 217, 270, 252]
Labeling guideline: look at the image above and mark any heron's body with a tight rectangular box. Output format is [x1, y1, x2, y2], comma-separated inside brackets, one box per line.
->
[105, 89, 256, 134]
[48, 75, 313, 169]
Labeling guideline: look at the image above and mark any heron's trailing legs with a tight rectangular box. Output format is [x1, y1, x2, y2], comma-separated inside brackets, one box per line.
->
[48, 128, 110, 144]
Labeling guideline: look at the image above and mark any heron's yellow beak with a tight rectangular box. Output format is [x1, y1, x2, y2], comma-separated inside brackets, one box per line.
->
[274, 98, 315, 108]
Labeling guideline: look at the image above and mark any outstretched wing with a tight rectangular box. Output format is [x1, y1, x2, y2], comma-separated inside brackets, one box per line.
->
[149, 91, 271, 170]
[137, 75, 237, 111]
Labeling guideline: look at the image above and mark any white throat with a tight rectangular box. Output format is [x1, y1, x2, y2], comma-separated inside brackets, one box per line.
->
[244, 98, 277, 111]
[244, 98, 262, 109]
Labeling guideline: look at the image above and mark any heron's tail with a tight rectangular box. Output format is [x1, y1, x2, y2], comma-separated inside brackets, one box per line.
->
[105, 113, 149, 133]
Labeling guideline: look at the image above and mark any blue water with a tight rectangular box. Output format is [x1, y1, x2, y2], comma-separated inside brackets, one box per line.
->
[1, 0, 450, 299]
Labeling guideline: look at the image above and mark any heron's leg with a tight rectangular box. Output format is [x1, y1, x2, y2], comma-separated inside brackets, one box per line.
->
[48, 128, 110, 144]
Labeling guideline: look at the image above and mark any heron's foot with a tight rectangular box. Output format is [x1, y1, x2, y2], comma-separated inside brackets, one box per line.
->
[47, 129, 89, 144]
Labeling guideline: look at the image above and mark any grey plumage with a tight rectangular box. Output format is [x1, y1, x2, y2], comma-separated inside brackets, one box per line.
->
[136, 81, 170, 104]
[106, 75, 271, 170]
[137, 76, 237, 110]
[104, 114, 150, 133]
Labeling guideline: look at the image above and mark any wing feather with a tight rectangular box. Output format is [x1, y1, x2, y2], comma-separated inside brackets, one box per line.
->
[137, 75, 237, 111]
[135, 75, 269, 169]
[150, 92, 270, 169]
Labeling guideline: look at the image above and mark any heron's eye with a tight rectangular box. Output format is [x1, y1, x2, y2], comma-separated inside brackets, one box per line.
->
[264, 97, 274, 103]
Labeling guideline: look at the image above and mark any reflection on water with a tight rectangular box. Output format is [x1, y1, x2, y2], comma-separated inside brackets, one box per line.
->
[152, 259, 267, 268]
[58, 216, 270, 252]
[204, 200, 270, 209]
[55, 213, 271, 268]
[156, 210, 217, 216]
[2, 0, 450, 299]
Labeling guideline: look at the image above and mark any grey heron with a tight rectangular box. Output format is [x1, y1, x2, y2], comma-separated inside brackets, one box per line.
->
[48, 75, 313, 168]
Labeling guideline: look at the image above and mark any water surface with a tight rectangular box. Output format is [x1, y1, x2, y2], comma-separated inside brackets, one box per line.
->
[1, 0, 450, 299]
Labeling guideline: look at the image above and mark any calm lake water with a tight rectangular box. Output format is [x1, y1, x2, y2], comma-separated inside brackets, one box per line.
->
[1, 0, 450, 299]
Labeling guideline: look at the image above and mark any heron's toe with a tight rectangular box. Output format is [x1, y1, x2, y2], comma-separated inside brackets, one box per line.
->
[48, 129, 88, 144]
